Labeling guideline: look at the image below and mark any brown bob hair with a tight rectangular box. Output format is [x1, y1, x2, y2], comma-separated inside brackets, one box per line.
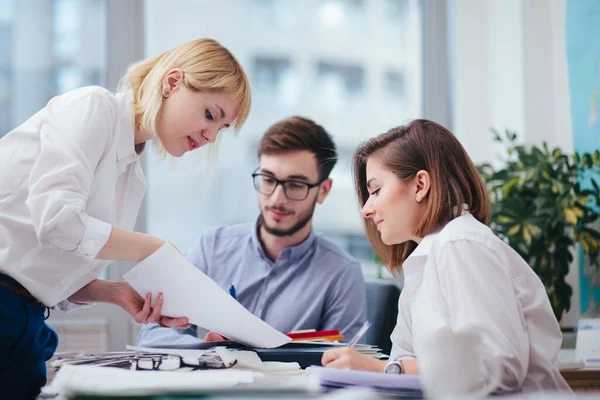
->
[353, 119, 490, 273]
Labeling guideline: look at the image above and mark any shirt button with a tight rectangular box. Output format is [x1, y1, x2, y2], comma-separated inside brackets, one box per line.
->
[58, 283, 64, 290]
[87, 263, 93, 270]
[129, 154, 136, 160]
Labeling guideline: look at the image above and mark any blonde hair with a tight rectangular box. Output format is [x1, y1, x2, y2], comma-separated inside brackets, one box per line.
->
[118, 38, 251, 154]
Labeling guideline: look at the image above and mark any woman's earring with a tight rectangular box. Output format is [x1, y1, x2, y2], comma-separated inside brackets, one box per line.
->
[162, 89, 170, 98]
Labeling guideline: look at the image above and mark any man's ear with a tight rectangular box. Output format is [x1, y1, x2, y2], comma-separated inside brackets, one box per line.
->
[317, 178, 333, 204]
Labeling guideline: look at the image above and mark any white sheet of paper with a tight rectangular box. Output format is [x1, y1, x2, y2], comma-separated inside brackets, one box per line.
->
[123, 244, 291, 348]
[43, 364, 253, 396]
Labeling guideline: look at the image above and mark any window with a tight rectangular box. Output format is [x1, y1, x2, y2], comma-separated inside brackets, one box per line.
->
[0, 0, 106, 138]
[385, 69, 405, 99]
[143, 0, 424, 268]
[319, 0, 366, 32]
[253, 56, 298, 110]
[0, 2, 12, 135]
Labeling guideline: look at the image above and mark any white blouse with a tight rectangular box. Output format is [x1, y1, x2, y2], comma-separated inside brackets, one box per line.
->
[0, 86, 146, 309]
[390, 212, 570, 392]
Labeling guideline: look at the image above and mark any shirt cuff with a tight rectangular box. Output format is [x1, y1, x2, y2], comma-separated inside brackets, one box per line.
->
[55, 298, 95, 312]
[77, 216, 112, 259]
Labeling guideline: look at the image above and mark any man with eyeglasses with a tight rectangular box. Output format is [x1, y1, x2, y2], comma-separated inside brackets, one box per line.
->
[137, 116, 366, 347]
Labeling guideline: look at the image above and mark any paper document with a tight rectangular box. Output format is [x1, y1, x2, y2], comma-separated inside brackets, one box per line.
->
[309, 366, 421, 393]
[43, 364, 253, 396]
[576, 318, 600, 367]
[124, 244, 291, 348]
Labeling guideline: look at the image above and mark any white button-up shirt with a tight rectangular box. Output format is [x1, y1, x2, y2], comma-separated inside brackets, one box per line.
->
[390, 212, 570, 392]
[0, 86, 146, 309]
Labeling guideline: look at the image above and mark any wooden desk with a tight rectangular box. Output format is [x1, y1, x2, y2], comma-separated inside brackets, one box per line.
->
[561, 368, 600, 392]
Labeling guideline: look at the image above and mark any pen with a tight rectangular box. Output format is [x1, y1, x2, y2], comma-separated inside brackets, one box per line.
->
[347, 320, 371, 348]
[229, 284, 238, 301]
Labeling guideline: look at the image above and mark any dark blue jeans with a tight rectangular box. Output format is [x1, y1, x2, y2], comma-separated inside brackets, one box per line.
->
[0, 274, 58, 399]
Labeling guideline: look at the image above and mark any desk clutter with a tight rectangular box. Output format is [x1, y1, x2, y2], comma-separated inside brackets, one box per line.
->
[42, 341, 390, 398]
[42, 346, 318, 397]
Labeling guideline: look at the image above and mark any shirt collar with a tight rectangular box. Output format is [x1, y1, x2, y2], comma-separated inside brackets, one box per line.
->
[115, 90, 139, 163]
[403, 204, 471, 271]
[251, 216, 317, 264]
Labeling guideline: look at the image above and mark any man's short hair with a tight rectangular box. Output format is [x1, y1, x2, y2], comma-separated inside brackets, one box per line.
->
[257, 116, 338, 180]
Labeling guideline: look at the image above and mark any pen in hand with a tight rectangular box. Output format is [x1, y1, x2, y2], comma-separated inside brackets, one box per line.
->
[347, 320, 371, 348]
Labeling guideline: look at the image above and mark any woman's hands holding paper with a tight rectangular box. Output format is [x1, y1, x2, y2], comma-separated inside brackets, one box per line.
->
[68, 280, 190, 328]
[118, 283, 190, 328]
[322, 348, 387, 372]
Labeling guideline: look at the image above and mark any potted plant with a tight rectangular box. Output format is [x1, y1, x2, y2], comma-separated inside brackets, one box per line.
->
[477, 130, 600, 321]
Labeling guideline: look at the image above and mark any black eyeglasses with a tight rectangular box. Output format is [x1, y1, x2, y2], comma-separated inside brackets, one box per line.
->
[252, 169, 325, 201]
[133, 353, 236, 371]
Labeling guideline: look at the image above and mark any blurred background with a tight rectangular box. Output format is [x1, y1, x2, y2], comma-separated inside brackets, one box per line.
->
[0, 0, 596, 352]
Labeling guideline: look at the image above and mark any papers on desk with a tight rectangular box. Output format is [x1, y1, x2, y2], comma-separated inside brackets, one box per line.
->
[127, 345, 266, 371]
[309, 366, 422, 396]
[123, 243, 291, 348]
[43, 364, 254, 396]
[141, 339, 386, 369]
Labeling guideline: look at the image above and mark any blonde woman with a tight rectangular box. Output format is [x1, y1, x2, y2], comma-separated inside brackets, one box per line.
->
[0, 38, 251, 397]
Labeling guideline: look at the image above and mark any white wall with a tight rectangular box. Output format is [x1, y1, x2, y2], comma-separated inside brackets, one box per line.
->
[452, 0, 578, 326]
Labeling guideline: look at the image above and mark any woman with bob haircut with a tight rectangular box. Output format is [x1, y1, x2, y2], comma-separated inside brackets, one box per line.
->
[0, 38, 251, 397]
[322, 119, 570, 394]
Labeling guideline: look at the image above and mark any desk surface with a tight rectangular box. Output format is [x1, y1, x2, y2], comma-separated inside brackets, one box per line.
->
[43, 361, 600, 399]
[560, 368, 600, 392]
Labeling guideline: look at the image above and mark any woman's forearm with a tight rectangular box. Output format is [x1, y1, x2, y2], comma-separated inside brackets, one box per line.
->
[96, 227, 165, 261]
[68, 280, 128, 305]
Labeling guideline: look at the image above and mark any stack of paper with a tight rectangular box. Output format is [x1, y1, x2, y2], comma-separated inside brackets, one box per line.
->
[42, 364, 254, 397]
[309, 366, 422, 397]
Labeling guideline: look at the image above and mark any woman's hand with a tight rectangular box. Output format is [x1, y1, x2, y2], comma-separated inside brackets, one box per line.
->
[116, 283, 190, 328]
[69, 280, 190, 328]
[321, 348, 387, 372]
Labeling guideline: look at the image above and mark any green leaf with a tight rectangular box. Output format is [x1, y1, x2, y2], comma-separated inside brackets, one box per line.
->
[552, 148, 562, 159]
[507, 224, 521, 236]
[479, 128, 600, 320]
[502, 177, 521, 198]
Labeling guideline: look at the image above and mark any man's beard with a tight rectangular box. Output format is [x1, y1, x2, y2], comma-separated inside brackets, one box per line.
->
[260, 198, 317, 237]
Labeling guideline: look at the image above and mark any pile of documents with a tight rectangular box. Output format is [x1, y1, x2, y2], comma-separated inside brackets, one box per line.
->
[49, 347, 235, 371]
[44, 346, 319, 397]
[309, 366, 422, 397]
